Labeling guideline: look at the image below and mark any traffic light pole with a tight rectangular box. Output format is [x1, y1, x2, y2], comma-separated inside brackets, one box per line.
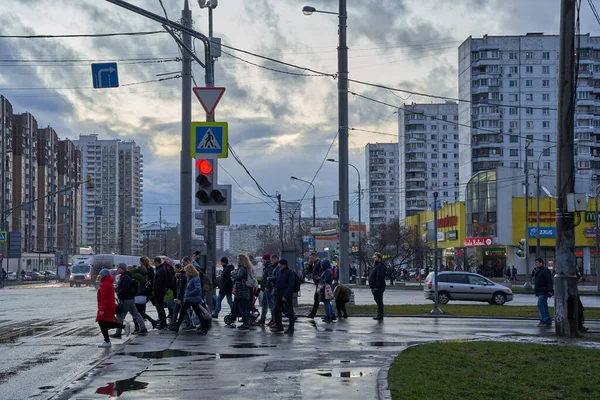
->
[204, 4, 217, 312]
[524, 140, 531, 289]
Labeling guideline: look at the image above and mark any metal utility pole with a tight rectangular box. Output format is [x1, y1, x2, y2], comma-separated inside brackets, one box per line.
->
[555, 0, 578, 337]
[277, 194, 284, 250]
[431, 192, 442, 314]
[337, 0, 350, 285]
[179, 0, 193, 262]
[524, 139, 532, 289]
[536, 145, 557, 259]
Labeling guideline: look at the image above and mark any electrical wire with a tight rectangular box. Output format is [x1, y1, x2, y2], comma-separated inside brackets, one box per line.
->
[220, 165, 276, 210]
[220, 49, 331, 77]
[0, 31, 166, 39]
[588, 0, 600, 25]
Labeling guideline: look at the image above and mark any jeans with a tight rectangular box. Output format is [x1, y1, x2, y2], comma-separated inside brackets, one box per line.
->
[372, 288, 385, 318]
[213, 292, 233, 317]
[309, 286, 320, 316]
[134, 303, 156, 329]
[323, 300, 335, 319]
[236, 298, 250, 327]
[274, 297, 294, 329]
[154, 292, 167, 326]
[116, 299, 146, 333]
[259, 290, 274, 322]
[175, 301, 208, 332]
[537, 295, 552, 324]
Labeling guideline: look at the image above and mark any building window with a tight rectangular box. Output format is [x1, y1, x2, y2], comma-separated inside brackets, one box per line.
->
[542, 108, 550, 115]
[510, 135, 518, 143]
[525, 93, 533, 101]
[509, 80, 518, 87]
[526, 108, 533, 115]
[431, 134, 437, 140]
[542, 93, 550, 101]
[509, 94, 519, 102]
[578, 161, 590, 169]
[542, 65, 550, 74]
[526, 121, 534, 129]
[526, 66, 533, 73]
[510, 161, 519, 168]
[510, 149, 518, 157]
[542, 80, 550, 87]
[509, 53, 518, 60]
[527, 148, 534, 157]
[543, 121, 550, 129]
[431, 125, 437, 130]
[542, 51, 550, 60]
[525, 51, 534, 59]
[543, 162, 551, 169]
[509, 107, 518, 115]
[525, 80, 533, 87]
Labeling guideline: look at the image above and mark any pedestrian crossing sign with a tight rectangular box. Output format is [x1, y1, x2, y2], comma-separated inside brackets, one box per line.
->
[0, 231, 6, 243]
[191, 122, 228, 158]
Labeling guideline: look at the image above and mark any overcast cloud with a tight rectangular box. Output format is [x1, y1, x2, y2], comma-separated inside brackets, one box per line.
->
[0, 0, 597, 225]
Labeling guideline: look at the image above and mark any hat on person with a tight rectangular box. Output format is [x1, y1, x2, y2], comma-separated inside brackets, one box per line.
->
[117, 263, 127, 271]
[279, 258, 288, 266]
[221, 257, 229, 264]
[262, 253, 271, 261]
[99, 269, 111, 277]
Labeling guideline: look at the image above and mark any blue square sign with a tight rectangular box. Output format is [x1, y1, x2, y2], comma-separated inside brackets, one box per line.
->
[0, 231, 6, 242]
[191, 122, 228, 158]
[92, 63, 119, 89]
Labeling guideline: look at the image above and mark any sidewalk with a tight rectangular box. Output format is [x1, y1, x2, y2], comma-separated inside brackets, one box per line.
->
[51, 316, 593, 399]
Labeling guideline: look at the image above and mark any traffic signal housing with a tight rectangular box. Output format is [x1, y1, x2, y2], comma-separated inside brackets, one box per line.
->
[516, 238, 526, 259]
[194, 156, 231, 211]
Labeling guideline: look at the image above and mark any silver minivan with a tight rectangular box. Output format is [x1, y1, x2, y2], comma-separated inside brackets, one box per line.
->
[424, 271, 514, 305]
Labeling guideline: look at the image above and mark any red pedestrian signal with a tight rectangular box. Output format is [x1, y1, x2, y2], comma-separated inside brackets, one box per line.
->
[194, 156, 231, 210]
[196, 158, 213, 175]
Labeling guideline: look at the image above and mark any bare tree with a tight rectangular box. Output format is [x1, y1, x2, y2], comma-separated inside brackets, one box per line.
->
[365, 219, 418, 267]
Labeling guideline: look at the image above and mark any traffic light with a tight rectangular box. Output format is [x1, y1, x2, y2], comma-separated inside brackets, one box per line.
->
[516, 238, 526, 259]
[194, 156, 231, 211]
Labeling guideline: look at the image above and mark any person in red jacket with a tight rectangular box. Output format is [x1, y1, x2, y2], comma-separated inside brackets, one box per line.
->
[97, 269, 130, 348]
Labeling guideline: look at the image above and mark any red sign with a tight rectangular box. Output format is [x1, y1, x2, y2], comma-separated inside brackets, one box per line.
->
[438, 216, 458, 228]
[464, 237, 493, 247]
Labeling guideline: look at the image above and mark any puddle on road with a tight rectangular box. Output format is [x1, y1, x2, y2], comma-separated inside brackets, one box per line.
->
[38, 385, 54, 390]
[316, 370, 365, 378]
[119, 349, 267, 359]
[0, 326, 48, 343]
[230, 343, 277, 349]
[95, 377, 149, 396]
[365, 341, 421, 347]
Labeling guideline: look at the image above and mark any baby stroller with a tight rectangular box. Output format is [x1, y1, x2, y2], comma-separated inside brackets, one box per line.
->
[224, 288, 260, 326]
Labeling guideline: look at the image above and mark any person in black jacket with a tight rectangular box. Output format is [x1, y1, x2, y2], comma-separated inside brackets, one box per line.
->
[113, 263, 147, 337]
[533, 258, 554, 327]
[369, 253, 387, 321]
[270, 259, 295, 334]
[306, 253, 322, 318]
[153, 257, 169, 329]
[169, 264, 190, 329]
[213, 257, 234, 318]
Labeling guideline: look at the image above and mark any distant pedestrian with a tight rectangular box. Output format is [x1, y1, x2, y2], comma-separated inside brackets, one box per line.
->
[306, 253, 322, 319]
[153, 257, 169, 329]
[256, 254, 275, 327]
[96, 269, 129, 348]
[170, 264, 189, 329]
[213, 257, 234, 318]
[112, 263, 147, 338]
[533, 258, 553, 327]
[0, 268, 6, 287]
[511, 265, 517, 282]
[319, 260, 336, 322]
[231, 254, 253, 331]
[369, 253, 387, 321]
[333, 282, 351, 319]
[270, 258, 295, 334]
[130, 264, 157, 330]
[576, 271, 589, 332]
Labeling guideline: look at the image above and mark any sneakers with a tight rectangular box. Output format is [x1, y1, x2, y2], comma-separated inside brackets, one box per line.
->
[168, 325, 179, 333]
[284, 328, 294, 334]
[98, 341, 112, 348]
[255, 320, 266, 327]
[237, 325, 250, 331]
[267, 320, 276, 327]
[139, 329, 148, 335]
[109, 333, 122, 339]
[124, 322, 131, 337]
[373, 316, 384, 321]
[270, 326, 284, 333]
[306, 314, 315, 319]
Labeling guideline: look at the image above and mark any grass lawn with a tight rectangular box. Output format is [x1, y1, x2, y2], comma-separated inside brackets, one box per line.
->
[335, 304, 600, 319]
[389, 341, 600, 400]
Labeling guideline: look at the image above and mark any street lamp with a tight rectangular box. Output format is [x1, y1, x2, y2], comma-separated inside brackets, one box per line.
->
[290, 176, 316, 227]
[327, 158, 362, 278]
[535, 145, 557, 260]
[302, 1, 350, 285]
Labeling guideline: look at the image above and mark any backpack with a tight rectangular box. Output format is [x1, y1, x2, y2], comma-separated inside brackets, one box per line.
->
[245, 270, 258, 289]
[293, 271, 302, 293]
[199, 271, 213, 293]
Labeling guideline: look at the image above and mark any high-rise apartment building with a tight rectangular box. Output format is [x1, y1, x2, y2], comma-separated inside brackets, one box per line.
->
[11, 112, 38, 253]
[0, 96, 13, 233]
[57, 139, 81, 257]
[365, 143, 399, 229]
[458, 33, 600, 198]
[398, 102, 460, 221]
[74, 135, 143, 255]
[36, 126, 59, 252]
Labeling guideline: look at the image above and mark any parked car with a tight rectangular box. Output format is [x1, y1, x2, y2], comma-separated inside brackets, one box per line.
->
[7, 272, 16, 281]
[424, 271, 514, 305]
[24, 271, 41, 281]
[43, 270, 57, 279]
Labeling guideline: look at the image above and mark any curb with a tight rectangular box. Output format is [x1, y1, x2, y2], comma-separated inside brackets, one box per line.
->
[377, 353, 396, 400]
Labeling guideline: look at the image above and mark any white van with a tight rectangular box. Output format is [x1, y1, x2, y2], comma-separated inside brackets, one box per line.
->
[91, 254, 141, 277]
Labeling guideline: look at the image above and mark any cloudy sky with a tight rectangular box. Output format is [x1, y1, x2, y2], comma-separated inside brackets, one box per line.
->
[0, 0, 597, 226]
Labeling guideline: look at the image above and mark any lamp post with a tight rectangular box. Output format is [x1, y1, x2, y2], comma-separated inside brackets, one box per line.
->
[290, 176, 316, 227]
[535, 145, 557, 259]
[302, 1, 349, 285]
[327, 158, 362, 279]
[524, 139, 532, 289]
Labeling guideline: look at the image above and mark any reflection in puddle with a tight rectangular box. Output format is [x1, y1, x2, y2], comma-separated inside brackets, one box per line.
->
[119, 349, 267, 359]
[231, 343, 277, 349]
[366, 341, 420, 347]
[316, 370, 365, 378]
[0, 327, 48, 343]
[95, 377, 149, 396]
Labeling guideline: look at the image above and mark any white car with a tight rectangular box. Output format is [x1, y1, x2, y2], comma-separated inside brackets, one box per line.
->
[424, 271, 514, 305]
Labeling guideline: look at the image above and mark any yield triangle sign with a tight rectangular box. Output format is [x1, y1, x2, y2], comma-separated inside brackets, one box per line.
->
[197, 128, 221, 150]
[193, 87, 226, 115]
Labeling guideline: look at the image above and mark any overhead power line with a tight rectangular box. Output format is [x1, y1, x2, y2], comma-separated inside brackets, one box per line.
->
[0, 31, 166, 39]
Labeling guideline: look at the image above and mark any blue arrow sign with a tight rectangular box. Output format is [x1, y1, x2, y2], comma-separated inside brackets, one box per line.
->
[528, 227, 556, 238]
[0, 231, 6, 243]
[92, 63, 119, 89]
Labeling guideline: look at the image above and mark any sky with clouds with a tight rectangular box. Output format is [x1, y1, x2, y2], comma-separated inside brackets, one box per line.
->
[0, 0, 597, 226]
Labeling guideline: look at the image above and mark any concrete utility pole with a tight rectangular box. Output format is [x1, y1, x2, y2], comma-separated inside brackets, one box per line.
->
[536, 145, 557, 258]
[337, 0, 350, 285]
[180, 0, 193, 262]
[524, 139, 532, 289]
[595, 184, 600, 292]
[555, 0, 578, 337]
[431, 192, 442, 314]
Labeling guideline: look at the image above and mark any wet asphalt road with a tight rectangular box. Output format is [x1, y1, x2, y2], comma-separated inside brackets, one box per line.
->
[1, 284, 599, 400]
